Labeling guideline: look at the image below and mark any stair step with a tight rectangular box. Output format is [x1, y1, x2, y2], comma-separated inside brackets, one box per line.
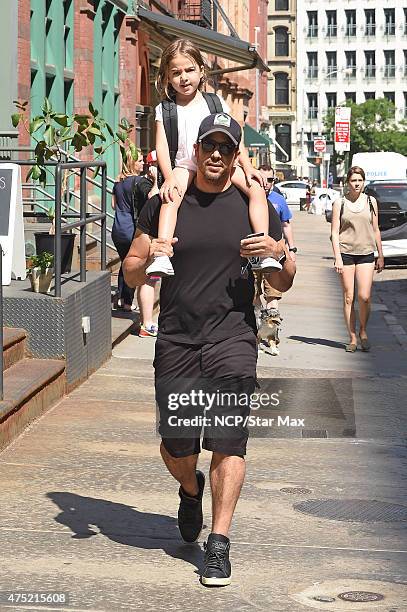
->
[3, 327, 26, 371]
[0, 358, 65, 451]
[112, 315, 138, 347]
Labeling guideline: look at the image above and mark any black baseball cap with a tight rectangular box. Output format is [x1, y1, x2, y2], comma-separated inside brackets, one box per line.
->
[197, 113, 241, 147]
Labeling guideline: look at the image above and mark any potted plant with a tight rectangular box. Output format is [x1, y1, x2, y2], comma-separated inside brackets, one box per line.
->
[12, 99, 137, 273]
[27, 252, 54, 294]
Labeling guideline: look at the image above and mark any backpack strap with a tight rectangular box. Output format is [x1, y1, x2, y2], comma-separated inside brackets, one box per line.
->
[202, 92, 223, 114]
[339, 196, 345, 225]
[367, 194, 376, 218]
[161, 99, 178, 169]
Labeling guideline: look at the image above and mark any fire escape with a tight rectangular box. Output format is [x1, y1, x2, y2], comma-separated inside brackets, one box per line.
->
[177, 0, 213, 29]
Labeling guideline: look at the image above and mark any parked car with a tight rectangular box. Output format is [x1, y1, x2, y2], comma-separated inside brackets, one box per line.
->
[311, 188, 338, 217]
[365, 181, 407, 260]
[275, 181, 308, 207]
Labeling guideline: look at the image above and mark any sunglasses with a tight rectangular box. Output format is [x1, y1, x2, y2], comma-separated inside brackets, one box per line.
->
[267, 177, 275, 184]
[201, 139, 237, 156]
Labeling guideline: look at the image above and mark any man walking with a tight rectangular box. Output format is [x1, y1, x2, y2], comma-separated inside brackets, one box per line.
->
[124, 113, 295, 586]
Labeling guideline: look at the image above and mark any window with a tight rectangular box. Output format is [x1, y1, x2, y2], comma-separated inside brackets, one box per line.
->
[365, 9, 375, 36]
[365, 51, 376, 78]
[345, 51, 357, 77]
[345, 10, 356, 37]
[326, 11, 337, 37]
[345, 92, 356, 103]
[275, 27, 289, 56]
[404, 92, 407, 118]
[365, 92, 375, 101]
[307, 11, 318, 38]
[275, 124, 291, 163]
[404, 9, 407, 35]
[275, 73, 289, 105]
[326, 93, 337, 109]
[275, 0, 288, 10]
[307, 93, 318, 119]
[384, 8, 395, 36]
[326, 51, 337, 76]
[404, 50, 407, 76]
[307, 52, 318, 78]
[384, 92, 395, 104]
[384, 50, 395, 78]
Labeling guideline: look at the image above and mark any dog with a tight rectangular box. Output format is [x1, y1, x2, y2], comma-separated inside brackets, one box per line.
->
[256, 308, 282, 356]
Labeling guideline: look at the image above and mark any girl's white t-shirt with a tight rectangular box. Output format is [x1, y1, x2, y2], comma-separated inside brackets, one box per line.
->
[155, 93, 230, 171]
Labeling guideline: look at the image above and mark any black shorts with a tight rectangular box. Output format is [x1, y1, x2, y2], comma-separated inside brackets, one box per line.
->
[342, 253, 375, 266]
[154, 332, 257, 458]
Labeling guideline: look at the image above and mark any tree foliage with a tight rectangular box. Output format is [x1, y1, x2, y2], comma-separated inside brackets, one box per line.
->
[324, 98, 407, 163]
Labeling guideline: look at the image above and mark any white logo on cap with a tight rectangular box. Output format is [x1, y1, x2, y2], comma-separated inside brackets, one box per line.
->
[213, 113, 231, 127]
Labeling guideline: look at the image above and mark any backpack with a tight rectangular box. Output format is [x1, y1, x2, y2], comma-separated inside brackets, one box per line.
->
[339, 193, 376, 227]
[161, 92, 224, 171]
[131, 176, 153, 223]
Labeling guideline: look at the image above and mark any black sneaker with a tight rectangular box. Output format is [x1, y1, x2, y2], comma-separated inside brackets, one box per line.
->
[201, 533, 231, 586]
[178, 470, 205, 543]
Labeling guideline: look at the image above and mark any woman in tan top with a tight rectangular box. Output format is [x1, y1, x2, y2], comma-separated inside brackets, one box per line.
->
[331, 166, 384, 352]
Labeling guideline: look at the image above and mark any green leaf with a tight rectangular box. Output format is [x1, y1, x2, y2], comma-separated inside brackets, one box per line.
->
[39, 168, 47, 187]
[34, 141, 46, 156]
[43, 125, 55, 147]
[120, 117, 130, 130]
[74, 114, 90, 124]
[117, 130, 126, 143]
[88, 126, 102, 136]
[30, 117, 45, 133]
[60, 127, 71, 139]
[94, 146, 104, 154]
[106, 123, 114, 138]
[11, 113, 21, 128]
[87, 131, 96, 145]
[31, 165, 42, 180]
[92, 167, 101, 179]
[129, 141, 138, 161]
[42, 97, 52, 115]
[89, 101, 99, 117]
[54, 114, 69, 127]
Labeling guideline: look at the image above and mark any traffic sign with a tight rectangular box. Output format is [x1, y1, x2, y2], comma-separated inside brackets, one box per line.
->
[335, 106, 351, 152]
[314, 138, 326, 153]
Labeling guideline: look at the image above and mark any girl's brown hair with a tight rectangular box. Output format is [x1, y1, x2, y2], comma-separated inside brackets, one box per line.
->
[156, 38, 207, 100]
[116, 148, 142, 181]
[346, 165, 365, 182]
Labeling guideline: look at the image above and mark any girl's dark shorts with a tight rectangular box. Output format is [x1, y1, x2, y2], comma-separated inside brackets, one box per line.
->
[154, 331, 257, 458]
[342, 253, 375, 266]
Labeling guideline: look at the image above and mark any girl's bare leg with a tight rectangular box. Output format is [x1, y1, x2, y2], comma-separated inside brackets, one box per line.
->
[231, 166, 269, 235]
[157, 167, 194, 240]
[340, 265, 357, 344]
[355, 262, 375, 338]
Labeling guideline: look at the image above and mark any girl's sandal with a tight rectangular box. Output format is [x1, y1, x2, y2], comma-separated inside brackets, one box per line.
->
[345, 343, 357, 352]
[359, 336, 371, 352]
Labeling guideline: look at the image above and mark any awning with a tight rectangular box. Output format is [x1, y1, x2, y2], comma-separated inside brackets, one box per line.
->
[137, 7, 269, 73]
[244, 124, 272, 148]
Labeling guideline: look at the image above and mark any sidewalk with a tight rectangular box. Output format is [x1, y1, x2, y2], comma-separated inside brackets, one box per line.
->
[1, 213, 406, 611]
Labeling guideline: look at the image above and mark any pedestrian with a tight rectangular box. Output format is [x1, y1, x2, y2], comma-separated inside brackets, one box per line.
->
[111, 148, 144, 311]
[145, 38, 280, 278]
[330, 165, 384, 352]
[256, 168, 297, 351]
[133, 151, 161, 337]
[328, 171, 334, 189]
[124, 114, 295, 586]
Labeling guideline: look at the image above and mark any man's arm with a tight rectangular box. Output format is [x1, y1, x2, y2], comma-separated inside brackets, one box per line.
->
[123, 230, 177, 288]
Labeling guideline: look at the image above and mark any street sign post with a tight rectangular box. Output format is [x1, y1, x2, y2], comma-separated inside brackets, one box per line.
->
[335, 107, 351, 153]
[0, 163, 26, 285]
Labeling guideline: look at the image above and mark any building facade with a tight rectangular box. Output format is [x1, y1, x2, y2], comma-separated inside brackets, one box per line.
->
[297, 0, 407, 169]
[1, 0, 268, 180]
[266, 0, 297, 170]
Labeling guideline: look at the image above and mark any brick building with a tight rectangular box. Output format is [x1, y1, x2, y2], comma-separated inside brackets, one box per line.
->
[1, 0, 268, 179]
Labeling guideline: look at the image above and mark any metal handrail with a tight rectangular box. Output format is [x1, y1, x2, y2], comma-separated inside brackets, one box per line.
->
[14, 159, 107, 297]
[0, 246, 3, 400]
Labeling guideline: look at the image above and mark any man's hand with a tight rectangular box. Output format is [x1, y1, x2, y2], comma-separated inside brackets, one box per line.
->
[240, 234, 285, 261]
[148, 237, 178, 264]
[263, 244, 296, 293]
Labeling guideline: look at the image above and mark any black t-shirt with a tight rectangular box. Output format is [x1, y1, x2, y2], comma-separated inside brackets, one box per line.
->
[137, 184, 276, 345]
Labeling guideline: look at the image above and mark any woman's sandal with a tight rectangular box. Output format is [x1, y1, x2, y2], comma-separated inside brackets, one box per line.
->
[345, 343, 357, 353]
[359, 335, 371, 352]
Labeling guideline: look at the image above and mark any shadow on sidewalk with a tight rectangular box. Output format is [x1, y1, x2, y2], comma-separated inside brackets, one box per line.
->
[289, 335, 345, 349]
[47, 492, 203, 572]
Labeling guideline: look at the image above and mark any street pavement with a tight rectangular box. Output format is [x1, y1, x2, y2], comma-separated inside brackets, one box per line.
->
[1, 212, 407, 611]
